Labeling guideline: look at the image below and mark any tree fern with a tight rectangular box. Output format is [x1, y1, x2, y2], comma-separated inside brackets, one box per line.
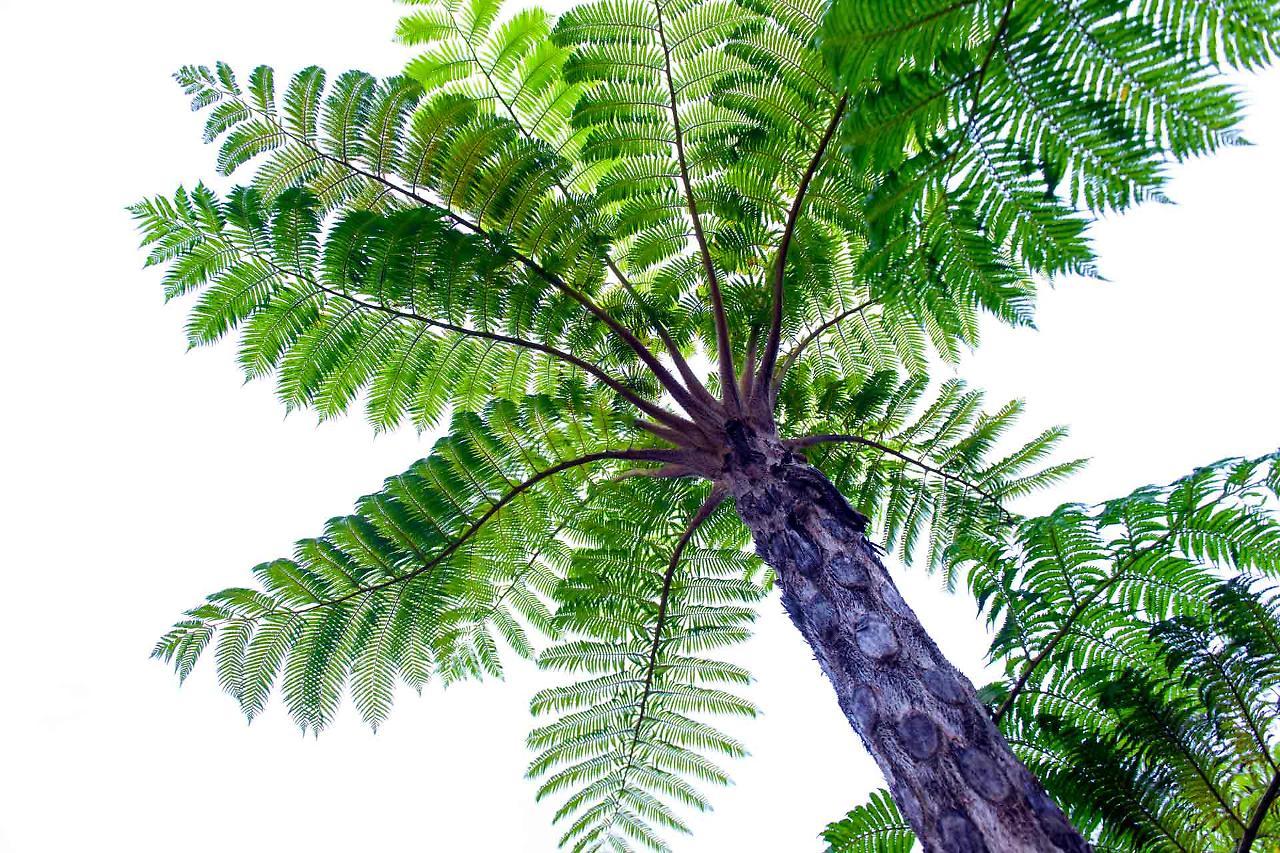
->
[133, 0, 1279, 849]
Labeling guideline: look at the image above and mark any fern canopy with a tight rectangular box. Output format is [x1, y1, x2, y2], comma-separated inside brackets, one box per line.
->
[133, 0, 1279, 849]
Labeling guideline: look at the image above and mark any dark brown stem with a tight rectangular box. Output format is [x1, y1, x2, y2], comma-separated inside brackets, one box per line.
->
[1238, 765, 1280, 853]
[755, 94, 849, 402]
[611, 463, 699, 481]
[739, 324, 761, 402]
[992, 473, 1258, 723]
[960, 0, 1017, 142]
[609, 258, 722, 420]
[653, 0, 740, 412]
[773, 298, 878, 391]
[992, 585, 1111, 723]
[606, 256, 721, 412]
[724, 429, 1088, 851]
[635, 418, 712, 452]
[226, 234, 694, 434]
[512, 250, 710, 421]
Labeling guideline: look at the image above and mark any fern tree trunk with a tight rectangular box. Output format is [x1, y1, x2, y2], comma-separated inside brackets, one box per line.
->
[721, 422, 1090, 852]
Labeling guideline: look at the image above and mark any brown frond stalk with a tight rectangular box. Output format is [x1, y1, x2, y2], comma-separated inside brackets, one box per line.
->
[772, 298, 878, 392]
[653, 0, 740, 411]
[755, 94, 849, 403]
[1238, 767, 1280, 853]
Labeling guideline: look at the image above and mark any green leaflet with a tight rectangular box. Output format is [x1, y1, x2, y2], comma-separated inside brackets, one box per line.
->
[129, 184, 653, 430]
[820, 0, 1276, 283]
[789, 371, 1083, 572]
[398, 0, 584, 160]
[173, 60, 603, 289]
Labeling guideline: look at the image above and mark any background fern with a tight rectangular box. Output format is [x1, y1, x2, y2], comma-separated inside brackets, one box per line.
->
[825, 453, 1280, 852]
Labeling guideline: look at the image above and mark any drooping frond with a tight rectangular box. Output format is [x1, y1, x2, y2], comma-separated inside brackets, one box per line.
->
[826, 452, 1280, 851]
[968, 453, 1280, 851]
[129, 183, 679, 430]
[528, 480, 765, 852]
[152, 391, 667, 732]
[788, 371, 1083, 570]
[971, 454, 1280, 715]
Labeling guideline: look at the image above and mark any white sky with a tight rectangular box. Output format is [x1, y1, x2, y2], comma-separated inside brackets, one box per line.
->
[0, 2, 1277, 851]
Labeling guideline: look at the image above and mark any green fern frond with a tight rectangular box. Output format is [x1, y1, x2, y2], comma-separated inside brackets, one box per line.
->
[822, 789, 915, 853]
[151, 392, 653, 732]
[969, 452, 1280, 849]
[787, 372, 1082, 571]
[529, 481, 764, 852]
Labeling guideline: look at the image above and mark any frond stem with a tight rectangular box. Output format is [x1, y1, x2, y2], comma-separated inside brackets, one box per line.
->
[309, 282, 694, 433]
[755, 94, 849, 403]
[1238, 764, 1280, 853]
[994, 473, 1267, 723]
[609, 258, 723, 420]
[218, 86, 704, 420]
[773, 298, 878, 390]
[439, 9, 714, 413]
[786, 432, 1005, 509]
[739, 324, 761, 402]
[960, 0, 1017, 142]
[228, 235, 693, 433]
[653, 0, 740, 411]
[287, 449, 683, 615]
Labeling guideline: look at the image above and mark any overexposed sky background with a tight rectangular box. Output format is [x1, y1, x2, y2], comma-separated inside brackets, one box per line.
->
[0, 2, 1277, 851]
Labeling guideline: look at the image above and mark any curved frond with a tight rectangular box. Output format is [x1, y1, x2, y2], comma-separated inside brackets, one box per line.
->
[152, 392, 662, 732]
[528, 480, 765, 852]
[970, 453, 1280, 850]
[790, 372, 1082, 570]
[130, 184, 676, 430]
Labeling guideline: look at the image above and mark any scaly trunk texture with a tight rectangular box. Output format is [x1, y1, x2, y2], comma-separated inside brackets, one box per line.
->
[720, 422, 1090, 852]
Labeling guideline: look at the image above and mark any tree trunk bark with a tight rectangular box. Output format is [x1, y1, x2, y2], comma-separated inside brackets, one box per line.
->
[721, 423, 1090, 852]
